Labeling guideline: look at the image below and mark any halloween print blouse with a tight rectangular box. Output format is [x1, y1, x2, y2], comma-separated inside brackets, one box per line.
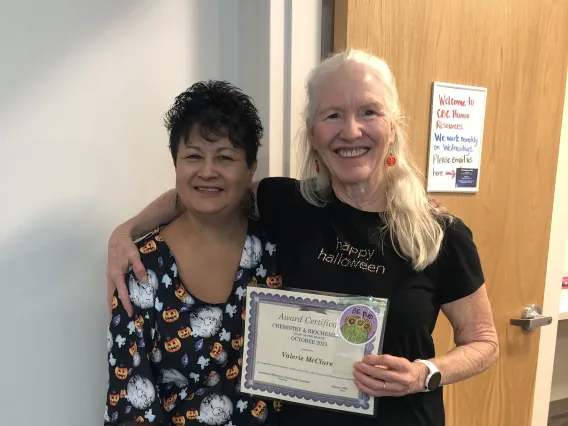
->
[104, 220, 283, 425]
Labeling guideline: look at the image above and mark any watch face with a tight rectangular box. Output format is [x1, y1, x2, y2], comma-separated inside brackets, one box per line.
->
[427, 372, 442, 391]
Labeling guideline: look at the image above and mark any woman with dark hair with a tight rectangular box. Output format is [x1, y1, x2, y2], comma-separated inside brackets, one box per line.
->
[104, 81, 281, 425]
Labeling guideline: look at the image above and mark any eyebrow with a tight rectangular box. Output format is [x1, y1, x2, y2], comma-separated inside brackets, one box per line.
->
[318, 100, 385, 115]
[183, 144, 238, 153]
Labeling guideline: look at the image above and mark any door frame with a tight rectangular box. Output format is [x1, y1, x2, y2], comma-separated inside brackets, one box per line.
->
[533, 70, 568, 425]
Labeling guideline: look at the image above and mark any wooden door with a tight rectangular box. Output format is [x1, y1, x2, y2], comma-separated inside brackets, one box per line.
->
[333, 1, 568, 425]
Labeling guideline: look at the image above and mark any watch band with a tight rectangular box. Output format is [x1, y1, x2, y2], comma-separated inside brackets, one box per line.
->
[415, 359, 441, 392]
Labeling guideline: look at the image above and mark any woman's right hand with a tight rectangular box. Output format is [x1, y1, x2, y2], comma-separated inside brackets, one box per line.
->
[106, 223, 147, 317]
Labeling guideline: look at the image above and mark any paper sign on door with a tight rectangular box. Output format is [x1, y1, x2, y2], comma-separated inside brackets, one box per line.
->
[426, 82, 487, 193]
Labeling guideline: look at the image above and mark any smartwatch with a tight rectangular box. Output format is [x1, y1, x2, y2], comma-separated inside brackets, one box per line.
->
[415, 359, 442, 392]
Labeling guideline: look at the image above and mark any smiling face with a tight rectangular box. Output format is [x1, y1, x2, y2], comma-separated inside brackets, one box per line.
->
[311, 62, 393, 189]
[175, 125, 256, 216]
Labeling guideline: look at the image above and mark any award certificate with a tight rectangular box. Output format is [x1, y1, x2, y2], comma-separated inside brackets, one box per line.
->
[240, 286, 388, 416]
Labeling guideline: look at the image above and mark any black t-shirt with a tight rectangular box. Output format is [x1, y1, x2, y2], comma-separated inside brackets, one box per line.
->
[256, 177, 485, 426]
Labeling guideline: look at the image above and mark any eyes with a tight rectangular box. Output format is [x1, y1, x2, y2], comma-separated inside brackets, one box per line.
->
[184, 153, 235, 161]
[325, 109, 382, 120]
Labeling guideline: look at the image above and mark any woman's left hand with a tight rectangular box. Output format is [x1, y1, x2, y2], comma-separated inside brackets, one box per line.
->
[353, 354, 427, 397]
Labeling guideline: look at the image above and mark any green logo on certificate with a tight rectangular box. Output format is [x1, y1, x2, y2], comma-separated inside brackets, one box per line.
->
[338, 304, 379, 345]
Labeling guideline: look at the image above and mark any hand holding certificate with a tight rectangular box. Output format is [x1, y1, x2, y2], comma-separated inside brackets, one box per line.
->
[240, 286, 388, 416]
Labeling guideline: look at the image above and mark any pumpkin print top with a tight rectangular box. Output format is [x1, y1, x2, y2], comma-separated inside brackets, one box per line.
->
[104, 219, 282, 425]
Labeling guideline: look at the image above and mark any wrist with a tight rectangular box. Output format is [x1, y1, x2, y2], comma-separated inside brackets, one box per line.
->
[117, 220, 136, 240]
[413, 359, 442, 392]
[412, 361, 429, 393]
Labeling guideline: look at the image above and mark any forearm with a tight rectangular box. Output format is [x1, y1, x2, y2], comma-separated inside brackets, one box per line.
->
[430, 339, 499, 386]
[122, 189, 184, 239]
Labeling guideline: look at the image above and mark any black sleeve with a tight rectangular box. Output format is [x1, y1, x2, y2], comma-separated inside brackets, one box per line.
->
[256, 177, 299, 236]
[436, 217, 486, 305]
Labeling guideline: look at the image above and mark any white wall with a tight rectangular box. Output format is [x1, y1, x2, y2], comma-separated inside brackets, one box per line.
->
[0, 1, 322, 425]
[0, 1, 241, 424]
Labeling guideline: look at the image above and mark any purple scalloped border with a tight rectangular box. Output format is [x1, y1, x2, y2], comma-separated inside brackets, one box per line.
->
[243, 291, 377, 410]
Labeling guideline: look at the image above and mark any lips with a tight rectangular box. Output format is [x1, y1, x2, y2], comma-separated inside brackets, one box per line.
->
[194, 187, 223, 195]
[334, 148, 370, 158]
[195, 187, 222, 192]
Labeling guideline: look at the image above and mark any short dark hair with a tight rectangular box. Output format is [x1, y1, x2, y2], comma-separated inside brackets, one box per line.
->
[164, 80, 263, 167]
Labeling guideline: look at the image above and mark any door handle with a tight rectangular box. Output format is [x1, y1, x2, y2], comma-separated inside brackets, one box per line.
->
[509, 304, 552, 331]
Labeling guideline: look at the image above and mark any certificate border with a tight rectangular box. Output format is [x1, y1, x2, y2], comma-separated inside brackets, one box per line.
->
[242, 289, 385, 415]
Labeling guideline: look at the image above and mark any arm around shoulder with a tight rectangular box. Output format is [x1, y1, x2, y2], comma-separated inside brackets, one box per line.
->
[107, 188, 182, 315]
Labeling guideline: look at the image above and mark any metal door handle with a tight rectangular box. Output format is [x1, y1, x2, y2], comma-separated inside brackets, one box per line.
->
[509, 304, 552, 331]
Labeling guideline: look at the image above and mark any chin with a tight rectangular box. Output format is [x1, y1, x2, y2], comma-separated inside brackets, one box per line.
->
[330, 167, 376, 186]
[190, 201, 229, 215]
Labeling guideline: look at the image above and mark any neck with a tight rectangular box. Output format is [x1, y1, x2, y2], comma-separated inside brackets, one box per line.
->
[180, 209, 248, 243]
[331, 179, 388, 212]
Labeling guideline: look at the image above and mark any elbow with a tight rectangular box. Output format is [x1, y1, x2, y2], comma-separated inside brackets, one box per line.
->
[486, 336, 500, 368]
[478, 330, 500, 372]
[456, 329, 500, 373]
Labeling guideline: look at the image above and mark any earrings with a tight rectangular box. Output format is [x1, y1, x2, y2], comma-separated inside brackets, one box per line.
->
[174, 191, 181, 210]
[386, 145, 396, 166]
[315, 158, 320, 173]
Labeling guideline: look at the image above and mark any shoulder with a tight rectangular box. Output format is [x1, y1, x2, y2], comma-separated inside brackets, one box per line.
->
[257, 177, 300, 200]
[429, 215, 485, 304]
[438, 215, 477, 253]
[256, 177, 305, 227]
[134, 228, 169, 263]
[241, 218, 279, 275]
[247, 217, 271, 239]
[245, 218, 277, 257]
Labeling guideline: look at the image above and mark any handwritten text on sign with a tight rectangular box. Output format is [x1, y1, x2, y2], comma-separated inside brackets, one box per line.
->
[426, 82, 487, 193]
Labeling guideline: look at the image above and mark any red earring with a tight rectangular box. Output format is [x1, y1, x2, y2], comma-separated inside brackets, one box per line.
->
[315, 159, 320, 173]
[386, 145, 396, 166]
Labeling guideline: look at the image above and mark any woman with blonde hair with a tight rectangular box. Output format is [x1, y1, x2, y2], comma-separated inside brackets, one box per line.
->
[106, 49, 498, 426]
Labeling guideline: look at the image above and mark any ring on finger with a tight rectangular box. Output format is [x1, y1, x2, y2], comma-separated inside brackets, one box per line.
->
[383, 380, 387, 390]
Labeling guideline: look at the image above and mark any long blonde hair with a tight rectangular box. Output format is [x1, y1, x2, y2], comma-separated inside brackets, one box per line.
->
[297, 48, 447, 271]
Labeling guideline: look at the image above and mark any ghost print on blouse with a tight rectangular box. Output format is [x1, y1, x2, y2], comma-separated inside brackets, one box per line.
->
[104, 221, 283, 425]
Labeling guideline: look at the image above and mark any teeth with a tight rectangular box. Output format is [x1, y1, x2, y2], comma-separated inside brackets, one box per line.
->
[337, 148, 369, 158]
[196, 187, 221, 192]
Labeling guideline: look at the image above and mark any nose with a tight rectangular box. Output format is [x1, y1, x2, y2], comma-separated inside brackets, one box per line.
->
[339, 115, 362, 141]
[197, 157, 218, 179]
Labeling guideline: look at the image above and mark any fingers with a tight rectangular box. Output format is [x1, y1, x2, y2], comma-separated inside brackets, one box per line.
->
[121, 254, 146, 318]
[355, 355, 423, 396]
[131, 257, 148, 284]
[107, 227, 140, 318]
[116, 276, 133, 317]
[427, 196, 440, 208]
[361, 354, 407, 370]
[353, 371, 405, 397]
[106, 277, 114, 318]
[354, 360, 400, 383]
[427, 196, 450, 214]
[354, 377, 383, 397]
[354, 355, 413, 397]
[107, 263, 131, 317]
